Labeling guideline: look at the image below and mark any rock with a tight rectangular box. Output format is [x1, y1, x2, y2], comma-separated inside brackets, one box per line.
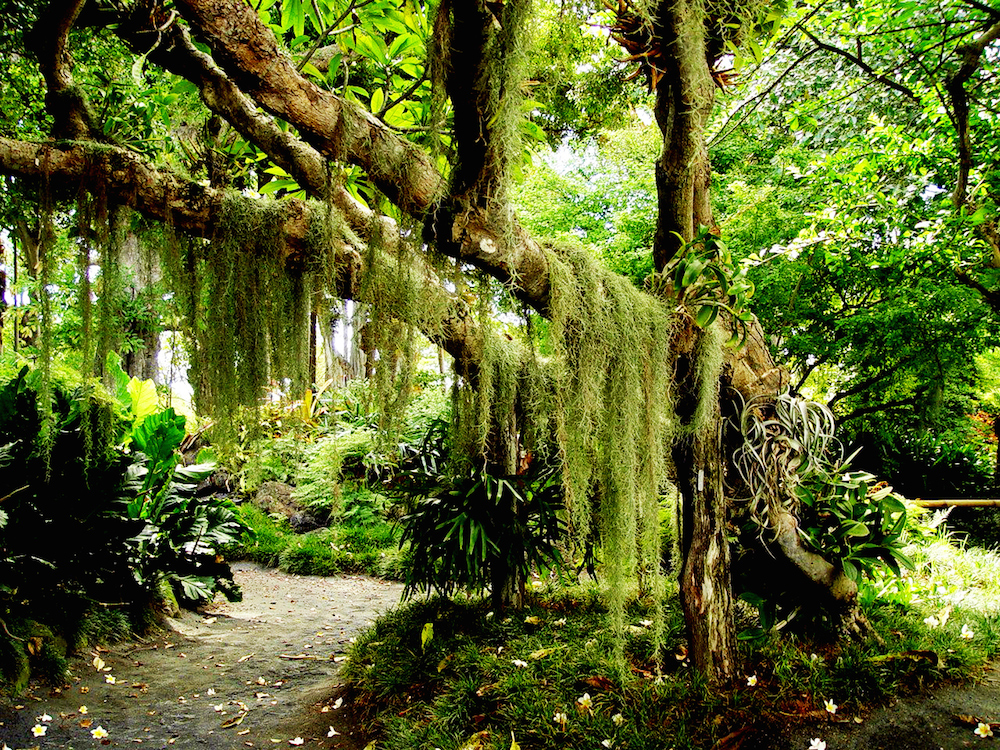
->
[252, 481, 301, 519]
[195, 469, 232, 497]
[289, 511, 323, 533]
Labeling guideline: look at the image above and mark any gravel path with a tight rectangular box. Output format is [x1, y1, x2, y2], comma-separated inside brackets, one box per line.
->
[0, 563, 404, 750]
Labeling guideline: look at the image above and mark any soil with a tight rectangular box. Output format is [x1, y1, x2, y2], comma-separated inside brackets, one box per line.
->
[2, 564, 998, 750]
[781, 670, 1000, 750]
[0, 563, 404, 750]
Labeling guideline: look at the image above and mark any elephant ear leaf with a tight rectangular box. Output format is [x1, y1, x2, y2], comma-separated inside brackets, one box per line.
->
[127, 377, 160, 425]
[131, 408, 186, 466]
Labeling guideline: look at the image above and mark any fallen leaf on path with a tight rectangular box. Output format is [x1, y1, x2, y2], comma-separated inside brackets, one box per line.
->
[80, 719, 93, 728]
[238, 653, 256, 663]
[92, 656, 106, 671]
[221, 713, 247, 728]
[279, 654, 319, 660]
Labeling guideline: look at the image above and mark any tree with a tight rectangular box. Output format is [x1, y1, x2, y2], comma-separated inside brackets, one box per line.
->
[713, 0, 1000, 431]
[0, 0, 900, 685]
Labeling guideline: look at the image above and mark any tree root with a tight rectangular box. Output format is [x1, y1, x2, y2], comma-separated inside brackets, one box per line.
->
[771, 509, 884, 645]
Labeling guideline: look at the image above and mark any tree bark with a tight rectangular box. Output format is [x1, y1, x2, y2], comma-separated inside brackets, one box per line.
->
[675, 417, 736, 682]
[652, 0, 717, 269]
[648, 0, 735, 681]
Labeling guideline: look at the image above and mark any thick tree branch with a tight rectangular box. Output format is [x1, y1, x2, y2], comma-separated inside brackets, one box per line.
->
[772, 510, 857, 604]
[946, 19, 1000, 206]
[173, 0, 441, 215]
[170, 0, 561, 319]
[800, 28, 921, 103]
[114, 18, 332, 201]
[26, 0, 97, 139]
[0, 136, 480, 370]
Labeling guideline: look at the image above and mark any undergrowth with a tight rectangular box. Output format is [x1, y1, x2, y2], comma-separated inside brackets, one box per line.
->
[228, 501, 406, 579]
[344, 562, 1000, 750]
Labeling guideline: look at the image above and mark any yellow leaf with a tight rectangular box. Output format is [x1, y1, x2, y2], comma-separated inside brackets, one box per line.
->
[510, 732, 521, 750]
[221, 713, 247, 728]
[127, 377, 159, 423]
[300, 389, 314, 421]
[421, 622, 434, 652]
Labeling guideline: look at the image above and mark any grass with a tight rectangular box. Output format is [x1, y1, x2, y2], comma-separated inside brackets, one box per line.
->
[342, 533, 1000, 750]
[226, 502, 407, 579]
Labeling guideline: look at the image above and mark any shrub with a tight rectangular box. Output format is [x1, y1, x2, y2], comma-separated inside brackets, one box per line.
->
[388, 423, 567, 608]
[877, 430, 993, 499]
[0, 361, 246, 690]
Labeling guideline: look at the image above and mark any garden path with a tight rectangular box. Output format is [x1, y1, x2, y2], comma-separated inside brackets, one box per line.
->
[2, 563, 999, 750]
[0, 563, 403, 750]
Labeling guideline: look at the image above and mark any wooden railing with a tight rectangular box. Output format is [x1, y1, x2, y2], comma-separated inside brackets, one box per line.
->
[912, 498, 1000, 508]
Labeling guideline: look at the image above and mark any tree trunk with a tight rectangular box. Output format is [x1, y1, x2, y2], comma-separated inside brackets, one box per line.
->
[489, 389, 525, 612]
[649, 0, 734, 682]
[672, 323, 736, 683]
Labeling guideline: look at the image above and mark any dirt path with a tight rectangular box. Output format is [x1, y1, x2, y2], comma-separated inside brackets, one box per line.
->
[0, 563, 403, 750]
[4, 564, 999, 750]
[783, 667, 1000, 749]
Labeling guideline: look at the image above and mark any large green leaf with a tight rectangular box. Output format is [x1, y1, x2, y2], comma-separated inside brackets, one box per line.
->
[131, 408, 186, 470]
[127, 377, 160, 425]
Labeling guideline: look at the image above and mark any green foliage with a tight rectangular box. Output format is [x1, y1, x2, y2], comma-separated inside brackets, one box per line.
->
[390, 423, 567, 603]
[227, 501, 403, 578]
[876, 431, 993, 501]
[735, 392, 912, 582]
[0, 357, 246, 691]
[524, 2, 642, 143]
[795, 472, 911, 583]
[290, 437, 345, 516]
[344, 564, 1000, 750]
[514, 128, 660, 287]
[654, 226, 756, 340]
[0, 366, 136, 609]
